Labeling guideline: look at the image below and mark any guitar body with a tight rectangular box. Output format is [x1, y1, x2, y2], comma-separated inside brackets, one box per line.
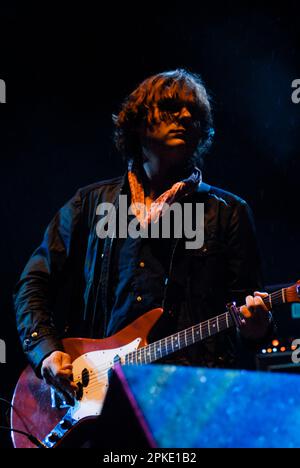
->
[10, 279, 300, 448]
[11, 307, 164, 448]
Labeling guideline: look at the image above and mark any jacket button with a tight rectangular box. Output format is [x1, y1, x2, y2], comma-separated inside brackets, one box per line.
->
[31, 332, 38, 339]
[136, 296, 142, 302]
[139, 261, 145, 268]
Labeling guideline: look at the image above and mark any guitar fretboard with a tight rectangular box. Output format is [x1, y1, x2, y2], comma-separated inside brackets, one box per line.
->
[124, 285, 294, 366]
[124, 312, 234, 365]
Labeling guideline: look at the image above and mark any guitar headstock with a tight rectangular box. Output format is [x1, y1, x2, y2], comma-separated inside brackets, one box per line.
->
[286, 280, 300, 303]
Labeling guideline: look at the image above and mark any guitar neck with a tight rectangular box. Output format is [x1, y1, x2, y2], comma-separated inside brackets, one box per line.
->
[262, 285, 292, 309]
[124, 282, 300, 366]
[124, 311, 234, 365]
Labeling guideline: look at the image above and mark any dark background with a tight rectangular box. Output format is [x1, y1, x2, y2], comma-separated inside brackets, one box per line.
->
[1, 1, 299, 448]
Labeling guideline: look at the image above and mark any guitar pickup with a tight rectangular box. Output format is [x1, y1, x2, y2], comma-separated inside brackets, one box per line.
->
[297, 285, 300, 298]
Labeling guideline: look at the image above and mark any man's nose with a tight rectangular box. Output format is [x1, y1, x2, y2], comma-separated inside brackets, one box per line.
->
[178, 106, 192, 120]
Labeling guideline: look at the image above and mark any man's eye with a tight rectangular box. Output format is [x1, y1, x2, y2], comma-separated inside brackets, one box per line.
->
[158, 100, 181, 113]
[187, 104, 201, 118]
[158, 100, 201, 119]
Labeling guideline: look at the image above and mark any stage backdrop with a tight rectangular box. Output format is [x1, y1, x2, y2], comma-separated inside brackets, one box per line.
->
[1, 1, 299, 448]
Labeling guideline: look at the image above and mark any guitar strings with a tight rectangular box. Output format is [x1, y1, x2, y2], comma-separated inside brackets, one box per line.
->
[77, 296, 276, 391]
[75, 313, 233, 393]
[72, 289, 286, 395]
[73, 313, 231, 393]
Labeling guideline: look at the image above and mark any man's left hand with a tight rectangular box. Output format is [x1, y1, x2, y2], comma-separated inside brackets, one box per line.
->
[239, 292, 271, 340]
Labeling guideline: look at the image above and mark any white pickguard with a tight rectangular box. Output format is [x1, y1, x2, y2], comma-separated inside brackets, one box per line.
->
[69, 338, 141, 421]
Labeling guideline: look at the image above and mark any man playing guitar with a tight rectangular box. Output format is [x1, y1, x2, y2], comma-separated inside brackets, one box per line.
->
[14, 69, 272, 422]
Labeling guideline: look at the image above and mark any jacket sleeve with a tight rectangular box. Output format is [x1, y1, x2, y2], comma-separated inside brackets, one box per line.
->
[225, 199, 264, 303]
[13, 189, 83, 376]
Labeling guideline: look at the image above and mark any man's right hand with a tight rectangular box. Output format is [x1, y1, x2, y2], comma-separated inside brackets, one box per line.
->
[41, 351, 77, 405]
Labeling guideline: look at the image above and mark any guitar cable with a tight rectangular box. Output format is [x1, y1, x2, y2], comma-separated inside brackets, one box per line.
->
[0, 397, 47, 448]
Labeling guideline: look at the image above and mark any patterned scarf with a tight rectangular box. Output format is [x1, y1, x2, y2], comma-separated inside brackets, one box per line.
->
[127, 160, 202, 228]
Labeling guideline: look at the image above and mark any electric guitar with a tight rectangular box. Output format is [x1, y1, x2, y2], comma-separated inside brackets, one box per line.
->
[11, 281, 300, 448]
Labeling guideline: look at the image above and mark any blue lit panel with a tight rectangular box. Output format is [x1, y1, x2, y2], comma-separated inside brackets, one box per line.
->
[292, 303, 300, 319]
[121, 365, 300, 448]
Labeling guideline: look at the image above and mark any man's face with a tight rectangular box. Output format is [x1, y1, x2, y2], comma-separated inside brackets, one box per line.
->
[140, 95, 202, 165]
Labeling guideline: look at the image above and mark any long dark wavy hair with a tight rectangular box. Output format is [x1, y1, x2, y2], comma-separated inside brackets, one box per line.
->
[113, 69, 214, 166]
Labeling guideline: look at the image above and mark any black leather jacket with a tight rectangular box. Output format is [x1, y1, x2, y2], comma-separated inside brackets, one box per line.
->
[14, 174, 264, 374]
